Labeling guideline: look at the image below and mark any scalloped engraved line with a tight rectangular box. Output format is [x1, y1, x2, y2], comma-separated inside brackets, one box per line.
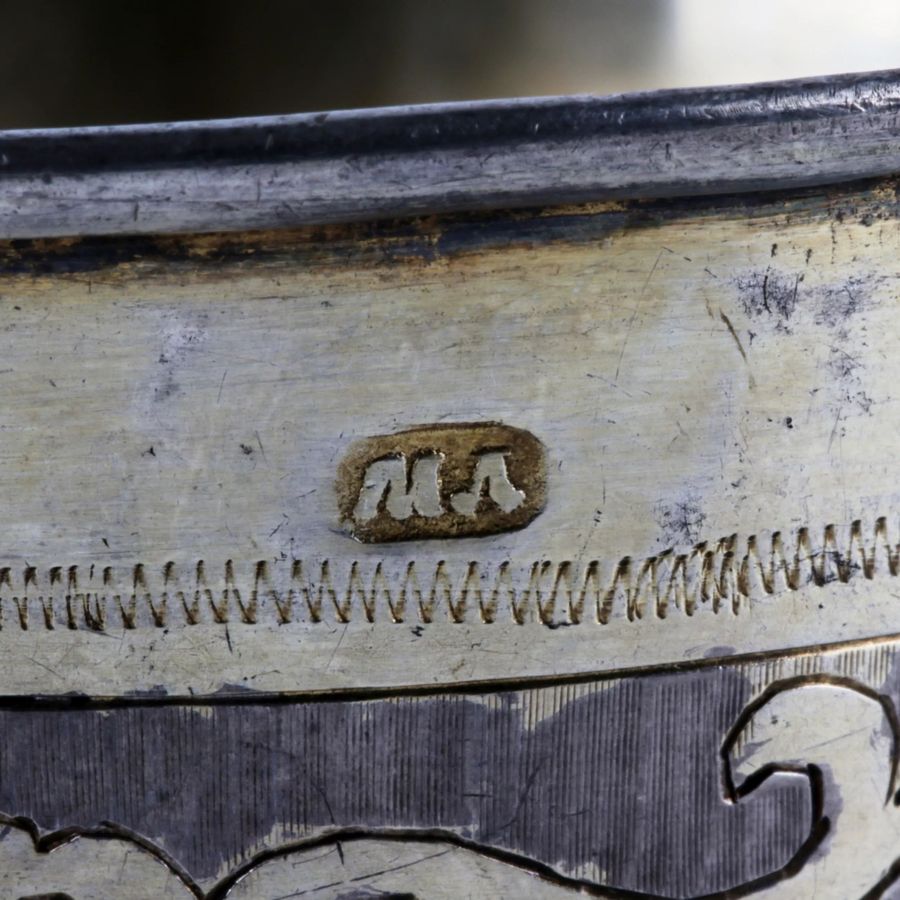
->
[0, 516, 895, 631]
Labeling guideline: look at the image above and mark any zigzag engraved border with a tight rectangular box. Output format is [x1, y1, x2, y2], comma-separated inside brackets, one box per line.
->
[0, 517, 895, 632]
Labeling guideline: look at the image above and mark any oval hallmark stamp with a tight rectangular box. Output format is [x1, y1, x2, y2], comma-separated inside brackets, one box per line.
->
[337, 422, 547, 542]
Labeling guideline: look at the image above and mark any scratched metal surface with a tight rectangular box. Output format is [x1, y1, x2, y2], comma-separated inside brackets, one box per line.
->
[2, 73, 900, 898]
[3, 68, 900, 238]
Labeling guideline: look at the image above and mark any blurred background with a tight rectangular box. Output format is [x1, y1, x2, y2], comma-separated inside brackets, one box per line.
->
[1, 0, 899, 129]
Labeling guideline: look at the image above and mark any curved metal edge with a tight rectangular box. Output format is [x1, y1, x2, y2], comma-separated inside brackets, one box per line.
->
[1, 68, 900, 238]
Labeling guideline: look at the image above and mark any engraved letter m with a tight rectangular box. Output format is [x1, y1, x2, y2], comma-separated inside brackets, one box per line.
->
[353, 453, 444, 522]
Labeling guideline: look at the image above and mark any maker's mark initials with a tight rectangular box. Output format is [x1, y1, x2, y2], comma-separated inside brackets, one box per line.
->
[337, 422, 546, 542]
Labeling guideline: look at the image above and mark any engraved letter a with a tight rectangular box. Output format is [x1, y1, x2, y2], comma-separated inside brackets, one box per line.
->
[450, 451, 526, 516]
[354, 453, 444, 522]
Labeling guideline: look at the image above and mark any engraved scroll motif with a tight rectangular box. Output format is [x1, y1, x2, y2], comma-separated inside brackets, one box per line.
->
[3, 668, 900, 898]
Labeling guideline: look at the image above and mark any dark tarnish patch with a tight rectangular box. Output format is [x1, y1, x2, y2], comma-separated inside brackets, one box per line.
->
[734, 268, 880, 334]
[813, 274, 881, 417]
[432, 209, 629, 257]
[825, 346, 873, 415]
[654, 493, 707, 545]
[735, 268, 804, 328]
[0, 668, 808, 895]
[336, 422, 546, 543]
[123, 685, 170, 700]
[0, 208, 630, 280]
[814, 276, 871, 329]
[335, 893, 416, 900]
[731, 267, 883, 413]
[19, 894, 75, 900]
[1, 176, 899, 280]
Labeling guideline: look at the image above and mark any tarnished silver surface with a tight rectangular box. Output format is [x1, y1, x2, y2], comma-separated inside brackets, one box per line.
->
[2, 69, 900, 238]
[2, 72, 900, 898]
